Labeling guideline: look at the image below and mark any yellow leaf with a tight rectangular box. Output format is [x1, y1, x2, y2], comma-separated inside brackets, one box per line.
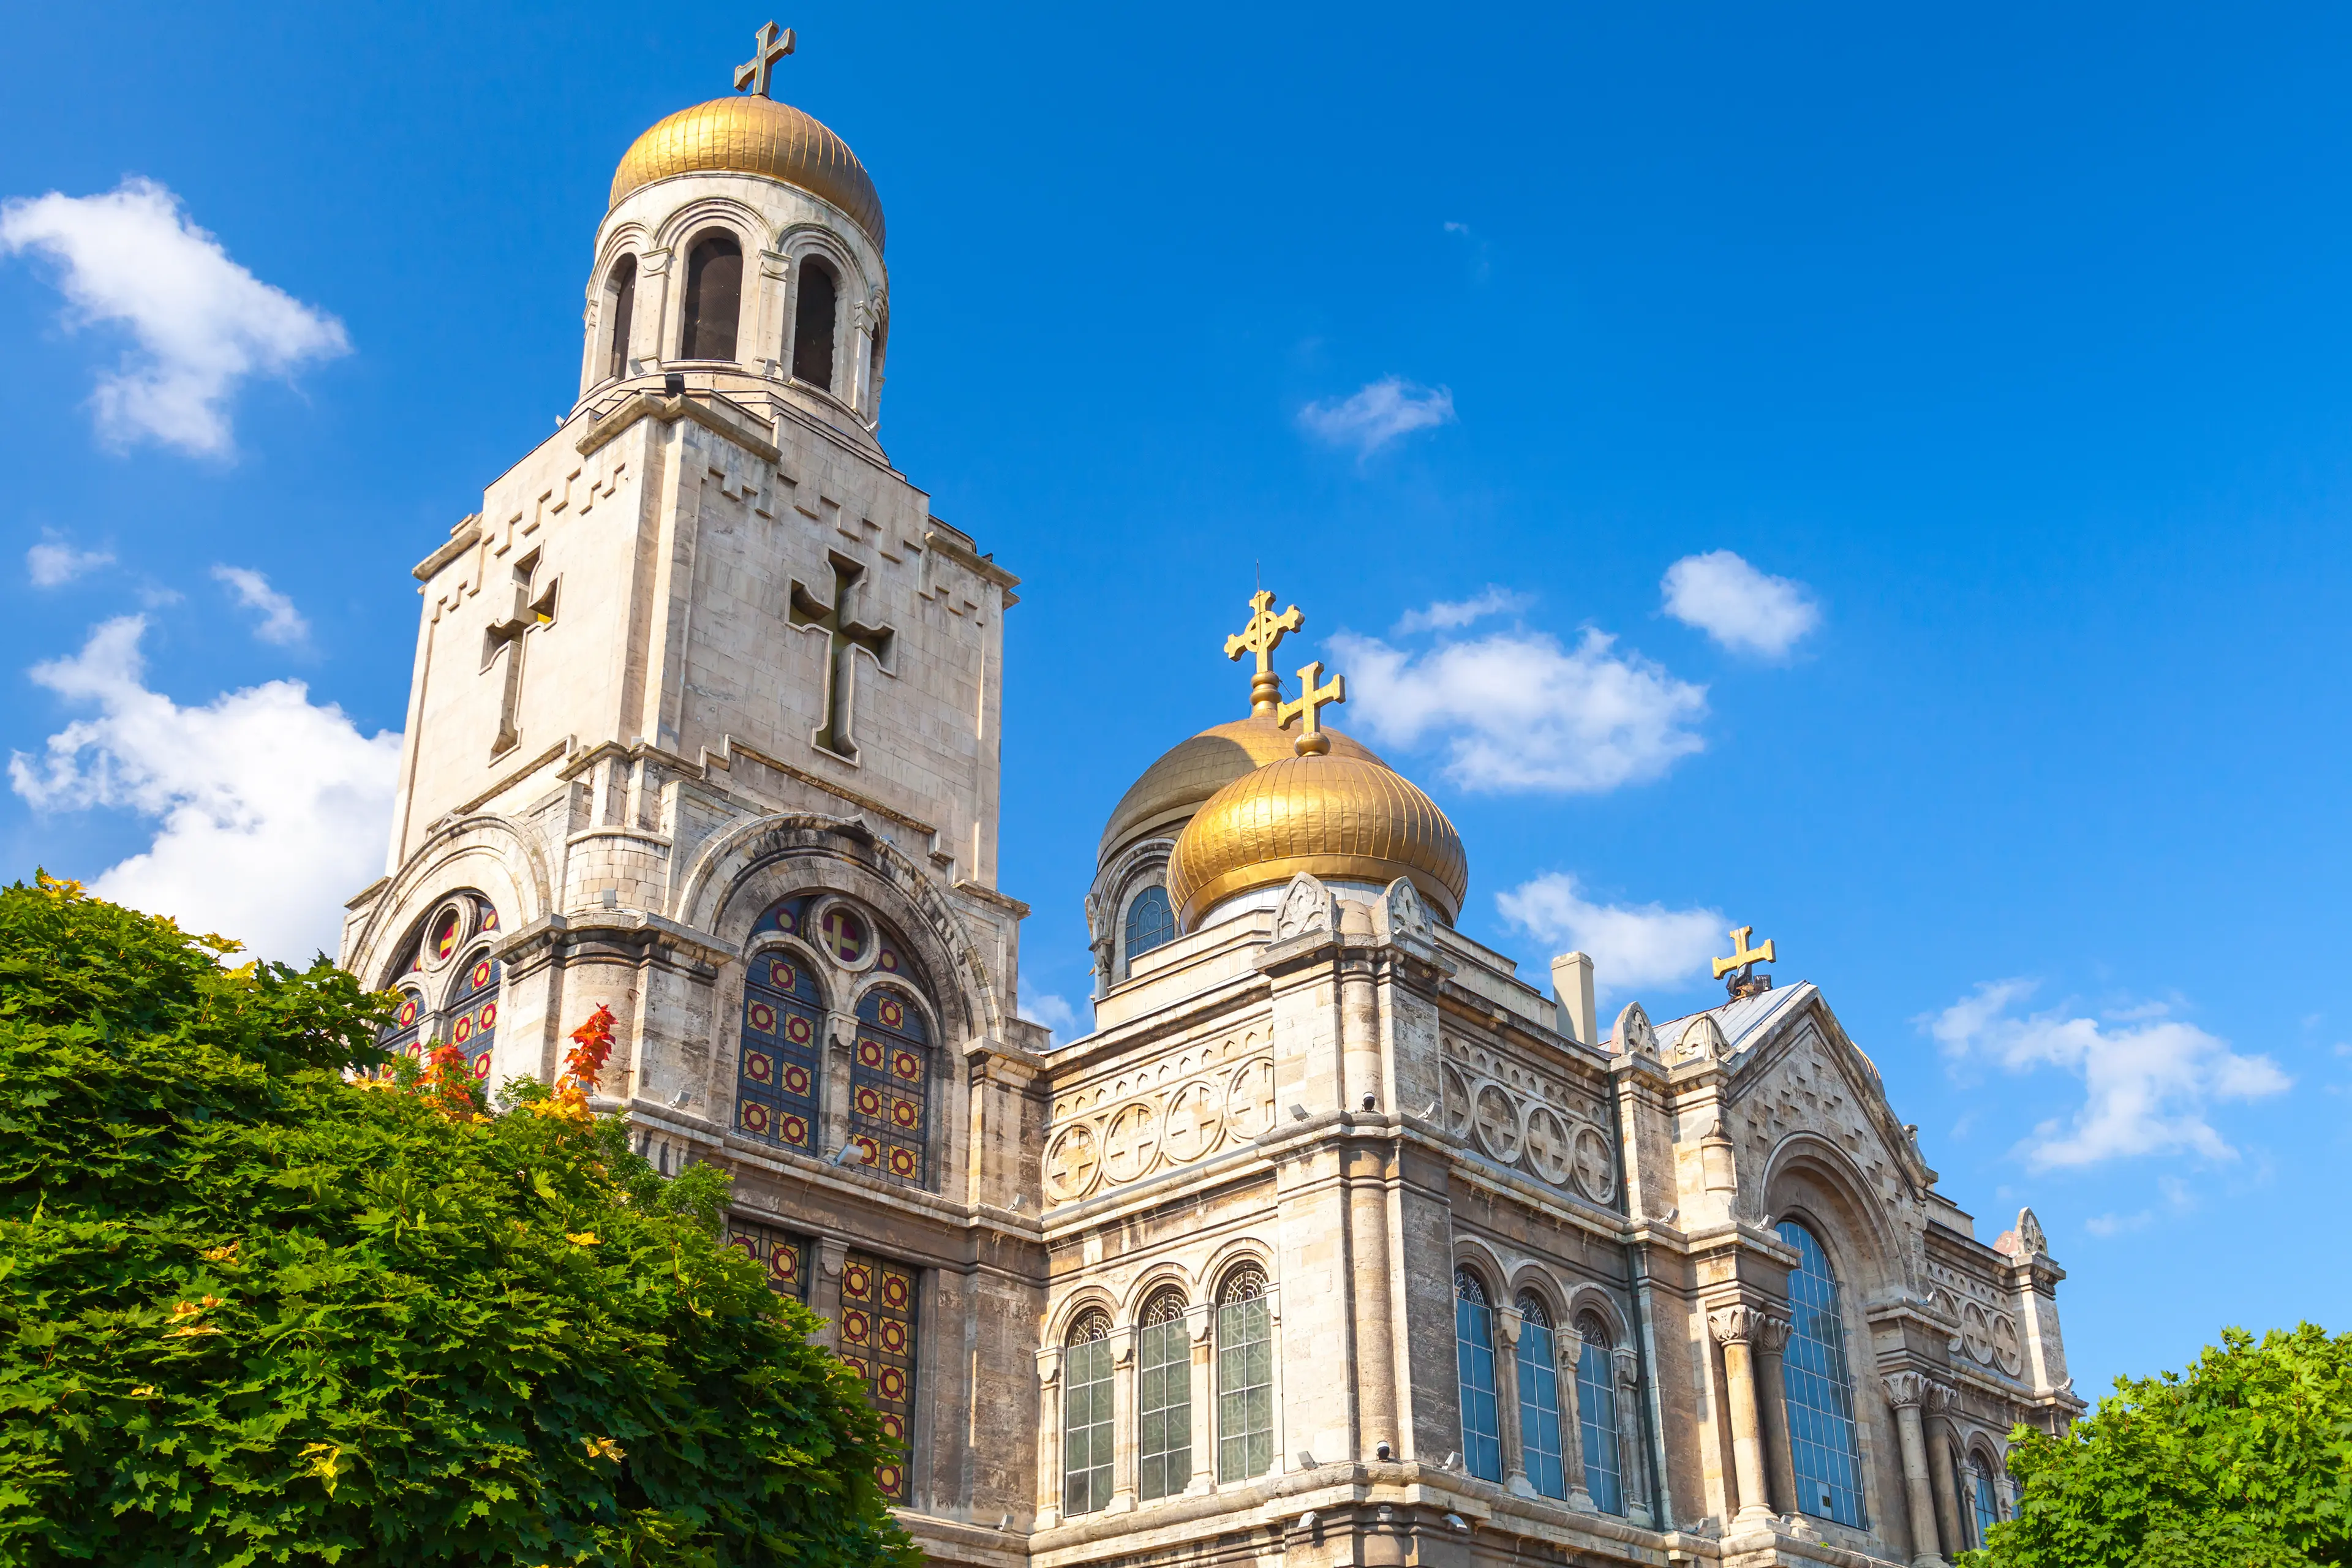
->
[200, 1242, 239, 1263]
[129, 1384, 159, 1398]
[301, 1442, 347, 1496]
[583, 1435, 625, 1461]
[565, 1231, 601, 1246]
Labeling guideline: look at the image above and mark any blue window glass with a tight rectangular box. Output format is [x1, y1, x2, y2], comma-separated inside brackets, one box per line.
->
[1777, 1219, 1869, 1529]
[1455, 1269, 1502, 1482]
[852, 987, 931, 1188]
[444, 948, 501, 1084]
[1123, 885, 1175, 975]
[1515, 1294, 1566, 1500]
[1970, 1452, 2002, 1546]
[735, 946, 824, 1153]
[1575, 1314, 1624, 1513]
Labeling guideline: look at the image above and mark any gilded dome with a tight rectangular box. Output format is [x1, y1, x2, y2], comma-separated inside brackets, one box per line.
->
[611, 96, 886, 252]
[1098, 715, 1387, 864]
[1165, 752, 1469, 930]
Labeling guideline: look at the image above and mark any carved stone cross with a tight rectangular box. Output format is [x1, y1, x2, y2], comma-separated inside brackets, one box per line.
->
[481, 553, 557, 758]
[788, 554, 894, 762]
[734, 21, 796, 99]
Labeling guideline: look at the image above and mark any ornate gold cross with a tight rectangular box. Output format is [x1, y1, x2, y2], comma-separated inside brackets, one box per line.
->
[1278, 660, 1345, 756]
[735, 21, 796, 98]
[1711, 925, 1777, 997]
[1224, 589, 1304, 716]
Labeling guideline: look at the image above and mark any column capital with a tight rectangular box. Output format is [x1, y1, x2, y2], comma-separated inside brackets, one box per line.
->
[1708, 1304, 1784, 1346]
[1883, 1370, 1939, 1409]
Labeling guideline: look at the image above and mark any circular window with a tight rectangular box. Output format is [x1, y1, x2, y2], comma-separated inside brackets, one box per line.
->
[425, 900, 470, 968]
[812, 899, 875, 970]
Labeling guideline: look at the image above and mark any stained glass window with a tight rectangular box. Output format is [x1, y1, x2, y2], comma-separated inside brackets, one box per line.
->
[444, 949, 501, 1082]
[1123, 885, 1175, 976]
[1215, 1266, 1273, 1483]
[726, 1217, 807, 1301]
[851, 988, 929, 1187]
[1777, 1219, 1868, 1529]
[1063, 1311, 1115, 1515]
[1969, 1452, 2002, 1546]
[1137, 1290, 1191, 1501]
[1455, 1269, 1502, 1482]
[736, 949, 824, 1153]
[1575, 1314, 1624, 1513]
[1516, 1294, 1567, 1500]
[380, 987, 425, 1065]
[841, 1250, 918, 1501]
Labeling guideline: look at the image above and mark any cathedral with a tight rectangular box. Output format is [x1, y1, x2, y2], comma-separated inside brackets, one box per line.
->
[339, 29, 2082, 1568]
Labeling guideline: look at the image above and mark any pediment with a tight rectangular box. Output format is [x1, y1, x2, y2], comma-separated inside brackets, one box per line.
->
[1706, 984, 1936, 1201]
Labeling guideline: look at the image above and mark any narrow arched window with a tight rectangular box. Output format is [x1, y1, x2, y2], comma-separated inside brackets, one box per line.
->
[1515, 1294, 1566, 1499]
[604, 255, 636, 381]
[445, 948, 500, 1084]
[841, 1250, 918, 1501]
[1137, 1289, 1191, 1501]
[1063, 1311, 1115, 1515]
[380, 987, 424, 1067]
[735, 949, 823, 1153]
[1454, 1269, 1502, 1481]
[1969, 1451, 2002, 1545]
[1123, 884, 1175, 976]
[792, 256, 838, 389]
[1574, 1313, 1624, 1512]
[1777, 1219, 1869, 1528]
[1215, 1266, 1273, 1482]
[853, 987, 931, 1187]
[680, 230, 742, 361]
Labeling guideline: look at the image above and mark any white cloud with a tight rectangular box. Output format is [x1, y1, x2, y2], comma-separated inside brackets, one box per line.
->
[1020, 991, 1082, 1047]
[1495, 872, 1724, 996]
[1330, 625, 1708, 793]
[211, 564, 309, 646]
[0, 178, 349, 456]
[9, 616, 399, 962]
[1928, 979, 2292, 1170]
[1660, 549, 1821, 657]
[1298, 377, 1457, 456]
[25, 532, 113, 588]
[1392, 586, 1531, 636]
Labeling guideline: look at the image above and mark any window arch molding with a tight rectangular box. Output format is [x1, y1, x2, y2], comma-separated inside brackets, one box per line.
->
[649, 202, 761, 360]
[1117, 880, 1177, 979]
[742, 932, 835, 1005]
[584, 223, 652, 387]
[1121, 1264, 1196, 1322]
[345, 831, 546, 1004]
[1762, 1134, 1904, 1297]
[1046, 1286, 1123, 1349]
[1201, 1243, 1275, 1308]
[1452, 1238, 1512, 1298]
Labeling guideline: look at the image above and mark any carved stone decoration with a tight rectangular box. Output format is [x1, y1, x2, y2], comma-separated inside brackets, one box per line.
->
[1677, 1012, 1732, 1063]
[1708, 1304, 1770, 1344]
[1160, 1078, 1223, 1164]
[1439, 1061, 1475, 1139]
[1227, 1058, 1277, 1140]
[1472, 1082, 1524, 1161]
[1992, 1311, 2024, 1376]
[1614, 1001, 1659, 1060]
[2017, 1207, 2049, 1258]
[1273, 873, 1336, 941]
[1101, 1100, 1161, 1183]
[1373, 876, 1434, 946]
[1881, 1370, 1934, 1409]
[1044, 1122, 1102, 1203]
[1961, 1301, 1992, 1365]
[1522, 1104, 1572, 1185]
[1571, 1123, 1617, 1202]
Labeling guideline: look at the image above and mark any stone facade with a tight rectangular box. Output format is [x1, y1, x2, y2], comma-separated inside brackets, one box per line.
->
[345, 70, 2079, 1568]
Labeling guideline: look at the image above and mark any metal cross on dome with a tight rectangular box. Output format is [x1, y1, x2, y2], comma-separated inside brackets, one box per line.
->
[1278, 660, 1345, 756]
[735, 20, 796, 98]
[1224, 588, 1304, 717]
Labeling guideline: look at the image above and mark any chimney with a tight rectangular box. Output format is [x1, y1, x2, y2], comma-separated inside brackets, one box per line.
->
[1551, 951, 1597, 1047]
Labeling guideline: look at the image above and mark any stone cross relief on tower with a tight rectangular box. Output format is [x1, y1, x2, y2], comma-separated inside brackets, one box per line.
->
[788, 553, 895, 763]
[481, 552, 559, 758]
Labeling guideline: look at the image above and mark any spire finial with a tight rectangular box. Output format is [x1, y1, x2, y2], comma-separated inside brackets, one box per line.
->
[1223, 588, 1304, 717]
[1279, 661, 1346, 756]
[734, 21, 796, 98]
[1711, 926, 1777, 999]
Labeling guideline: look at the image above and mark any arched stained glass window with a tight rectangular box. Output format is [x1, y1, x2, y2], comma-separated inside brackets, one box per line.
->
[1455, 1269, 1502, 1482]
[1137, 1290, 1191, 1501]
[1575, 1313, 1624, 1513]
[1516, 1293, 1566, 1500]
[380, 987, 425, 1065]
[604, 255, 636, 382]
[1063, 1311, 1115, 1516]
[853, 987, 930, 1186]
[1216, 1266, 1273, 1483]
[680, 230, 742, 361]
[1123, 885, 1175, 976]
[841, 1250, 918, 1501]
[1777, 1219, 1869, 1529]
[376, 893, 500, 1069]
[444, 948, 501, 1082]
[1969, 1451, 2002, 1547]
[725, 1216, 807, 1301]
[792, 255, 838, 389]
[736, 949, 823, 1153]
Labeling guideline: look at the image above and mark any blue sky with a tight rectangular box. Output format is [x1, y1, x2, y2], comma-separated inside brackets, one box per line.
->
[2, 1, 2348, 1400]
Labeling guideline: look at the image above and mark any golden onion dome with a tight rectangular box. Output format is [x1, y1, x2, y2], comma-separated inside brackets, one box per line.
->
[1166, 752, 1469, 930]
[1098, 715, 1387, 865]
[611, 96, 886, 252]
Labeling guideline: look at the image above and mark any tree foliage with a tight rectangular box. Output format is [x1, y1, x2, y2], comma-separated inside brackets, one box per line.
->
[1969, 1322, 2352, 1568]
[0, 875, 918, 1568]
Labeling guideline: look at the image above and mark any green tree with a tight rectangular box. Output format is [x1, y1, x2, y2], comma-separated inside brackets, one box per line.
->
[0, 874, 918, 1568]
[1967, 1322, 2352, 1568]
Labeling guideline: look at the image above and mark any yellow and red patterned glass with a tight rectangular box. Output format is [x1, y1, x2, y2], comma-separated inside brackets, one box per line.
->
[850, 989, 929, 1188]
[843, 1250, 918, 1500]
[430, 906, 462, 963]
[377, 987, 426, 1065]
[737, 948, 823, 1152]
[444, 950, 501, 1082]
[819, 904, 870, 965]
[725, 1218, 807, 1302]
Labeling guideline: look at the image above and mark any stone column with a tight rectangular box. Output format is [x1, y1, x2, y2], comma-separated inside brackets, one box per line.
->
[1926, 1384, 1965, 1554]
[1033, 1345, 1065, 1530]
[1883, 1373, 1948, 1568]
[1109, 1327, 1138, 1512]
[1186, 1303, 1217, 1493]
[1752, 1313, 1796, 1516]
[1708, 1306, 1780, 1528]
[1558, 1329, 1595, 1511]
[1496, 1306, 1532, 1496]
[810, 1237, 848, 1353]
[1614, 1348, 1656, 1527]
